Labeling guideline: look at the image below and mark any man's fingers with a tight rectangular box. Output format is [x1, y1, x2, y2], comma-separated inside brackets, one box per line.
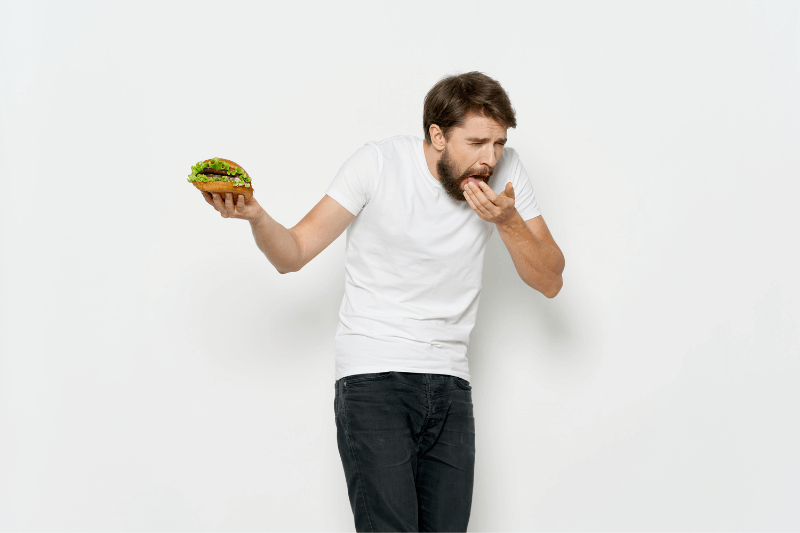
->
[206, 191, 247, 219]
[224, 193, 237, 217]
[211, 193, 228, 217]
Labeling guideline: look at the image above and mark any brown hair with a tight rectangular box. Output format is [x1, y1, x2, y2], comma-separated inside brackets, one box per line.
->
[423, 71, 517, 144]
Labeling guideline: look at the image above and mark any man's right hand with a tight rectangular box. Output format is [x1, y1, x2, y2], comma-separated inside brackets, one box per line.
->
[202, 192, 265, 225]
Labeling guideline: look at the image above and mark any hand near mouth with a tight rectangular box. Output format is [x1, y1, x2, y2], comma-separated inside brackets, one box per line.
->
[463, 180, 517, 226]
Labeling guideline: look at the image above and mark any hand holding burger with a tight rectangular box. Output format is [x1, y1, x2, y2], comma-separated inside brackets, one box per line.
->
[188, 157, 264, 223]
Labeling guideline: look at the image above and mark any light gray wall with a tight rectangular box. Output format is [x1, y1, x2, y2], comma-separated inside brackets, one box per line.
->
[1, 0, 798, 530]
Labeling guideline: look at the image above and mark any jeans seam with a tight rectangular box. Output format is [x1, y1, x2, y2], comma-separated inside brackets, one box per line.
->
[342, 385, 375, 531]
[416, 375, 432, 440]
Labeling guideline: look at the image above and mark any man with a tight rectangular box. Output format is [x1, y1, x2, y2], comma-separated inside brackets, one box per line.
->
[202, 71, 565, 532]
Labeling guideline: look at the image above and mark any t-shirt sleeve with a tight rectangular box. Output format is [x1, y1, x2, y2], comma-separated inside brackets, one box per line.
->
[325, 143, 381, 217]
[510, 153, 542, 221]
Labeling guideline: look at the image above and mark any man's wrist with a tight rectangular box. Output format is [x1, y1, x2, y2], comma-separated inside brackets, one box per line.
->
[249, 209, 268, 228]
[496, 209, 523, 232]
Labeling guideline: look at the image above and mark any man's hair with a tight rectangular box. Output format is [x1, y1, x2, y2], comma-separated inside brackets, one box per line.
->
[423, 71, 517, 144]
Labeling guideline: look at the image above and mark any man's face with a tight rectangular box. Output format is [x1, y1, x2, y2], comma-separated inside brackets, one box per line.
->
[435, 113, 508, 203]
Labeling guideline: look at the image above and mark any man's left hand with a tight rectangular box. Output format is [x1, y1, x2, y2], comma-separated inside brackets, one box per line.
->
[464, 181, 517, 226]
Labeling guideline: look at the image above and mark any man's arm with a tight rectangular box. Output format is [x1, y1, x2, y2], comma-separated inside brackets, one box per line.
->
[248, 209, 303, 275]
[252, 195, 355, 274]
[496, 212, 565, 297]
[462, 180, 564, 297]
[204, 191, 301, 274]
[204, 191, 354, 274]
[285, 194, 356, 272]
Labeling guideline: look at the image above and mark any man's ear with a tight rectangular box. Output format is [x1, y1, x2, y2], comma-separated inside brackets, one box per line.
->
[429, 124, 446, 151]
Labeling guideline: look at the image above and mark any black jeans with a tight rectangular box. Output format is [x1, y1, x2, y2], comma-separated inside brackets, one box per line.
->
[334, 371, 476, 532]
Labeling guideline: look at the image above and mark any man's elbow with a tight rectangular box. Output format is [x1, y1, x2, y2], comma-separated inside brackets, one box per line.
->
[544, 254, 566, 298]
[277, 264, 300, 274]
[543, 275, 563, 298]
[276, 257, 304, 274]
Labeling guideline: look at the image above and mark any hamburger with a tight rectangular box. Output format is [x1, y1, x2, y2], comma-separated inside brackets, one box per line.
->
[188, 157, 254, 200]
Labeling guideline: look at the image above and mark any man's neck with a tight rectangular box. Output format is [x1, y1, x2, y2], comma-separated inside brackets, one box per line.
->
[423, 140, 442, 182]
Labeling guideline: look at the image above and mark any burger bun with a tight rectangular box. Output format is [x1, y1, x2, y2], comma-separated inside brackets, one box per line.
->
[193, 180, 254, 200]
[191, 158, 254, 200]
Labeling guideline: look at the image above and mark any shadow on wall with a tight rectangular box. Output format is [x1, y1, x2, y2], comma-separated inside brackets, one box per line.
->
[472, 230, 581, 368]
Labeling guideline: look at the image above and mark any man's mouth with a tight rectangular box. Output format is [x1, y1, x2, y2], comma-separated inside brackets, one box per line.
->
[462, 175, 488, 187]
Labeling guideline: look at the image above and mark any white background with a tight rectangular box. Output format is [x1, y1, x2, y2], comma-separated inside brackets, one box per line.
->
[1, 0, 799, 530]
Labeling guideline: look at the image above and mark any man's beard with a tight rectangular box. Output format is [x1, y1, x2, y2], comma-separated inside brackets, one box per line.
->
[436, 145, 493, 203]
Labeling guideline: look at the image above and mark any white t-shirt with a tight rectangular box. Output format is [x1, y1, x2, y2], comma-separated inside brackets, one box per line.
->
[325, 135, 541, 382]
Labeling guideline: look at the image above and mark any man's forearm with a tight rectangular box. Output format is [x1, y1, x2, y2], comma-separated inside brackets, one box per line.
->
[496, 211, 565, 297]
[249, 210, 302, 274]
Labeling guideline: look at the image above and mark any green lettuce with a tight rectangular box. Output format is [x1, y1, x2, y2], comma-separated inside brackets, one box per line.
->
[187, 157, 252, 188]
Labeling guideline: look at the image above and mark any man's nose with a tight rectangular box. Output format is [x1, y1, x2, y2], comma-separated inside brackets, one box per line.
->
[479, 145, 498, 170]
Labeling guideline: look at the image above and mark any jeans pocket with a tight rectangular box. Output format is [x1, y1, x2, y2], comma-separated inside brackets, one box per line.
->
[454, 376, 472, 390]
